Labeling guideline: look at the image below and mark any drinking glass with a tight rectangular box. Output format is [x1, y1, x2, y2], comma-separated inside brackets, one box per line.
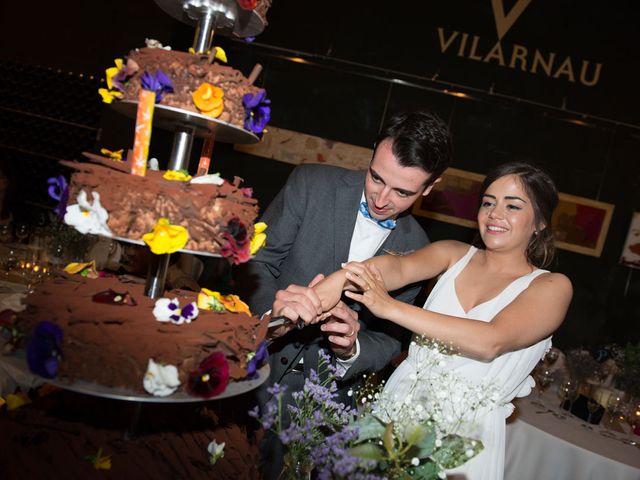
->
[532, 368, 554, 408]
[586, 397, 601, 425]
[14, 222, 30, 244]
[557, 378, 577, 418]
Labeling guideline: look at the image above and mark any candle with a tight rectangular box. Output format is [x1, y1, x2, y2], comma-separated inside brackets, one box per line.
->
[131, 89, 155, 177]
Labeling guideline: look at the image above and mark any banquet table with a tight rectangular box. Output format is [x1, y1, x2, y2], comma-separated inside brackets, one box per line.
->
[505, 390, 640, 480]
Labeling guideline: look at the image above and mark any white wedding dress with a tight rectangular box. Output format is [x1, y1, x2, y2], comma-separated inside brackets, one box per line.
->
[384, 246, 551, 480]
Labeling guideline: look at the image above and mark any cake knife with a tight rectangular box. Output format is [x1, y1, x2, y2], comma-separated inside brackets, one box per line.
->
[267, 315, 305, 330]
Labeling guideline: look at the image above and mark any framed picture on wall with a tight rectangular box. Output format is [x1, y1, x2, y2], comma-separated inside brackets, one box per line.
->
[620, 212, 640, 269]
[413, 168, 615, 257]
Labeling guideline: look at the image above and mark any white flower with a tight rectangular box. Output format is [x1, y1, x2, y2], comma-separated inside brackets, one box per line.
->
[207, 440, 225, 465]
[465, 448, 475, 457]
[148, 158, 159, 170]
[347, 389, 353, 397]
[145, 38, 171, 50]
[190, 174, 224, 185]
[143, 358, 180, 396]
[411, 457, 420, 466]
[64, 190, 112, 236]
[153, 298, 199, 325]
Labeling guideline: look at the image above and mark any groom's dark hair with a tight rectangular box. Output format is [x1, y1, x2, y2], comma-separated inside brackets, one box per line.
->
[375, 110, 453, 186]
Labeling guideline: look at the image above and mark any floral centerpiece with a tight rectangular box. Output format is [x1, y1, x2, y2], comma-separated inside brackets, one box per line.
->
[251, 338, 497, 479]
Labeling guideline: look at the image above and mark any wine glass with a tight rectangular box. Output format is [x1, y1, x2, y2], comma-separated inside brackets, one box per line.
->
[557, 378, 577, 418]
[14, 222, 30, 244]
[586, 397, 601, 426]
[532, 368, 554, 409]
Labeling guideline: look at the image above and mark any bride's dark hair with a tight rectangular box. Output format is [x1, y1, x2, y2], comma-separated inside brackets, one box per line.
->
[473, 161, 559, 268]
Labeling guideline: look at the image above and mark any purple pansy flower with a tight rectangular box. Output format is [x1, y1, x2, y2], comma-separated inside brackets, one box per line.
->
[26, 321, 63, 379]
[246, 341, 268, 378]
[153, 298, 199, 325]
[111, 58, 139, 91]
[47, 175, 69, 219]
[140, 69, 174, 103]
[242, 89, 271, 135]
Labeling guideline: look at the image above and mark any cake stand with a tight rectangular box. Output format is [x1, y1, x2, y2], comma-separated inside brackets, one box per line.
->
[154, 0, 267, 50]
[110, 101, 259, 172]
[0, 351, 269, 403]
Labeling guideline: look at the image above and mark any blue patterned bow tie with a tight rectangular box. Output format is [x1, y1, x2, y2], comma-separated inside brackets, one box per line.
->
[359, 202, 396, 230]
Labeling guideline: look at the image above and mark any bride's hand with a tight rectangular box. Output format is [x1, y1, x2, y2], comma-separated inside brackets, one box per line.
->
[343, 263, 396, 319]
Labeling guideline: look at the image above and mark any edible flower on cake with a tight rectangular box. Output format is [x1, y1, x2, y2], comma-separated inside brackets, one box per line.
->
[85, 447, 112, 471]
[192, 83, 224, 117]
[187, 351, 229, 398]
[242, 89, 271, 134]
[64, 190, 112, 236]
[47, 175, 69, 219]
[153, 298, 199, 325]
[163, 169, 192, 182]
[220, 217, 251, 264]
[4, 392, 30, 411]
[250, 221, 267, 255]
[143, 358, 181, 396]
[26, 321, 63, 379]
[92, 289, 137, 306]
[63, 260, 99, 278]
[145, 38, 171, 50]
[197, 288, 251, 315]
[246, 341, 268, 378]
[99, 147, 124, 161]
[207, 440, 226, 465]
[190, 173, 224, 185]
[142, 218, 189, 254]
[140, 69, 174, 103]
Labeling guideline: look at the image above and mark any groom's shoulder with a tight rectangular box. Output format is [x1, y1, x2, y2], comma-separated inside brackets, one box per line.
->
[292, 164, 364, 188]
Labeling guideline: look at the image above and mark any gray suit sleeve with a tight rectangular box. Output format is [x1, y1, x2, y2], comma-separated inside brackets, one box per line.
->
[238, 166, 309, 315]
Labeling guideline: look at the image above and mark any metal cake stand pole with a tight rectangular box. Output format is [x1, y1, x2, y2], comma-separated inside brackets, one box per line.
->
[144, 253, 171, 298]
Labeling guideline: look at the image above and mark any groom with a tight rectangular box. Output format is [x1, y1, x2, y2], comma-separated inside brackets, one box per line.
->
[238, 110, 452, 477]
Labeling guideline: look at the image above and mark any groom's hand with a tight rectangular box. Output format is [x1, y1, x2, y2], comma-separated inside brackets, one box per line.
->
[271, 274, 325, 330]
[321, 301, 360, 360]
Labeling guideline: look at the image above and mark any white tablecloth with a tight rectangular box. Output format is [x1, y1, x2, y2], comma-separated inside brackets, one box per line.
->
[505, 392, 640, 480]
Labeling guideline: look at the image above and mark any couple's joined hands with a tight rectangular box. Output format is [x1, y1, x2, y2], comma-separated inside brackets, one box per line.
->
[269, 262, 395, 359]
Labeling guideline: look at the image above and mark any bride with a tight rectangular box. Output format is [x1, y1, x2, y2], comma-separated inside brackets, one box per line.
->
[313, 161, 573, 480]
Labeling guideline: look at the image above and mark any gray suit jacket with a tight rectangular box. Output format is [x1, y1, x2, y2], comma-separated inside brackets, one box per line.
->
[240, 164, 429, 405]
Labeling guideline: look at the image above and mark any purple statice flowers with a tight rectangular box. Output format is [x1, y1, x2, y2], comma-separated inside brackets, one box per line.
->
[246, 341, 268, 378]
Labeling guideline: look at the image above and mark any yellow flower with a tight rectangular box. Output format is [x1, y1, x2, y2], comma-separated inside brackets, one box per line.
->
[86, 447, 112, 471]
[100, 148, 124, 161]
[64, 260, 99, 278]
[142, 218, 189, 255]
[197, 288, 251, 315]
[98, 88, 123, 104]
[163, 170, 192, 182]
[214, 47, 227, 63]
[6, 392, 31, 411]
[249, 222, 267, 255]
[105, 58, 124, 90]
[197, 288, 226, 312]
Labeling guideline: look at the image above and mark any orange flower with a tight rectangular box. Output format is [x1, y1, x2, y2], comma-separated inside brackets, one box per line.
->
[192, 83, 224, 117]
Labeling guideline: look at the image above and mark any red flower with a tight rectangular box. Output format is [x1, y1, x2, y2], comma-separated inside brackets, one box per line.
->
[187, 352, 230, 398]
[238, 0, 257, 10]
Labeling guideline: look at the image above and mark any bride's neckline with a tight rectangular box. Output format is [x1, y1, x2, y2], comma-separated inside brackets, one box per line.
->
[453, 249, 535, 315]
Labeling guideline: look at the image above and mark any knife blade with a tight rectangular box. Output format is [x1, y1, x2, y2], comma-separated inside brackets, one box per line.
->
[267, 315, 305, 330]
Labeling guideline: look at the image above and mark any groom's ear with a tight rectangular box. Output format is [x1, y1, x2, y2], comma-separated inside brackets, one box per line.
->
[422, 176, 443, 197]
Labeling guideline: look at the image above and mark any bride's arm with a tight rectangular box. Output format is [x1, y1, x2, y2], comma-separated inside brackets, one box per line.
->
[313, 240, 461, 312]
[344, 264, 572, 361]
